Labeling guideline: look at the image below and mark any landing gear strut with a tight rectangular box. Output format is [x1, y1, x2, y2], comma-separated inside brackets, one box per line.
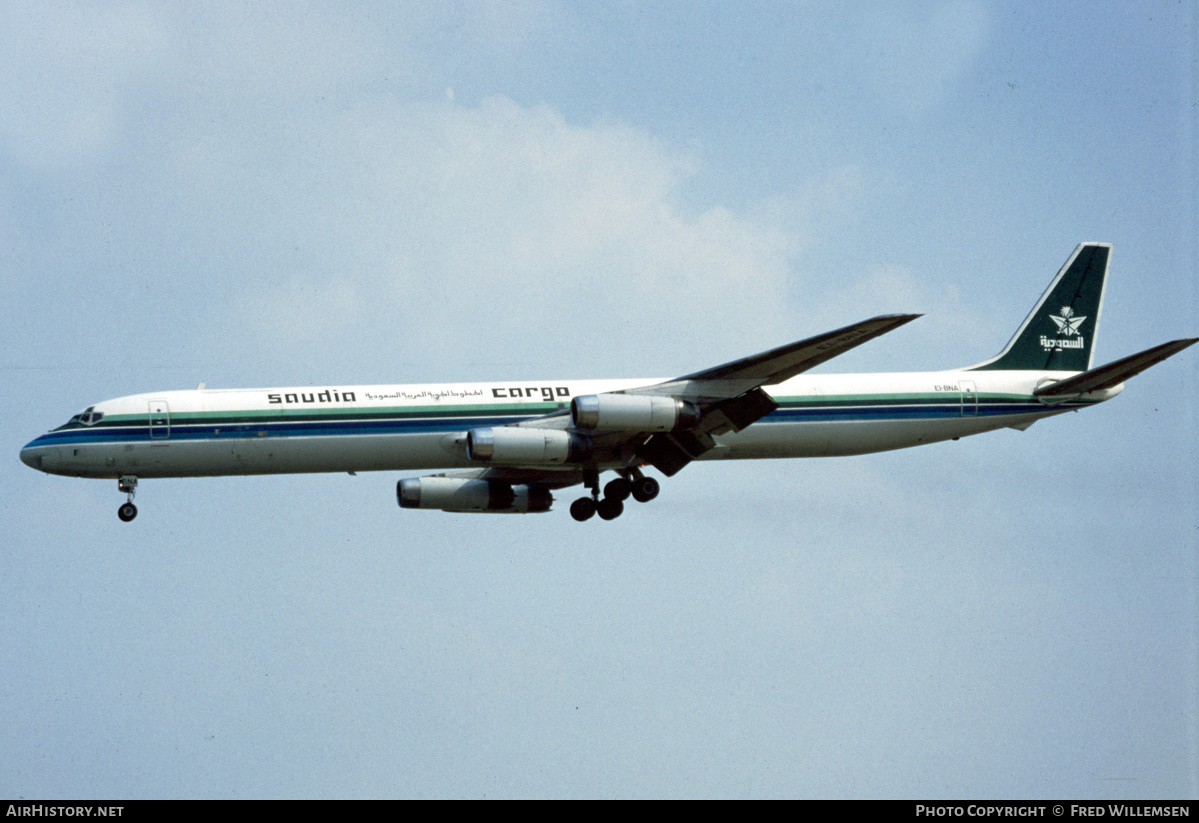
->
[117, 475, 138, 522]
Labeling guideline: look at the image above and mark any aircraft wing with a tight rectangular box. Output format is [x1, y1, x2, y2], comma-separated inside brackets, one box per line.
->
[672, 314, 920, 386]
[497, 313, 908, 476]
[461, 314, 921, 481]
[612, 314, 918, 474]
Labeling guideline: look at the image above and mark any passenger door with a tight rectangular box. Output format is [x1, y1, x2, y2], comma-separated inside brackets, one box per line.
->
[149, 401, 170, 438]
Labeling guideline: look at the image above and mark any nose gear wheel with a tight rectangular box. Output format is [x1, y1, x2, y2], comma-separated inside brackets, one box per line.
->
[117, 476, 139, 522]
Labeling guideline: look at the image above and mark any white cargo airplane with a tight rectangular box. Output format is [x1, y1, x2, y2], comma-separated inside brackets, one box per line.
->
[20, 243, 1196, 523]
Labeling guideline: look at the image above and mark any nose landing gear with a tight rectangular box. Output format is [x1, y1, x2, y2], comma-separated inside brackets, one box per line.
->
[117, 476, 138, 522]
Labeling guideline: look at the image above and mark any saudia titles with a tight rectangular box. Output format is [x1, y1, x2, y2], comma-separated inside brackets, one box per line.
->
[1040, 305, 1087, 351]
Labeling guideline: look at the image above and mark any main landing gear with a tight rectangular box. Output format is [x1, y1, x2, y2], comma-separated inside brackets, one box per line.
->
[117, 475, 138, 522]
[570, 468, 660, 522]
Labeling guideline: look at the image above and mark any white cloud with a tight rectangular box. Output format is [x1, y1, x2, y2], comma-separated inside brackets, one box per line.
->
[0, 4, 889, 381]
[223, 95, 807, 379]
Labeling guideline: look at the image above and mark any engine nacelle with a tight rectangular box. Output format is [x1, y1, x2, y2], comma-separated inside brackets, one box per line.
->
[397, 476, 552, 513]
[466, 427, 592, 464]
[570, 393, 701, 432]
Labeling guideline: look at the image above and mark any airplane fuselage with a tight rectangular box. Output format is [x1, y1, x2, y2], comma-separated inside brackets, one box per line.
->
[20, 243, 1193, 523]
[19, 369, 1117, 482]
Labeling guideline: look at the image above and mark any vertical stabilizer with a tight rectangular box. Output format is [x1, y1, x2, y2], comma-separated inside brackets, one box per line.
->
[969, 243, 1110, 372]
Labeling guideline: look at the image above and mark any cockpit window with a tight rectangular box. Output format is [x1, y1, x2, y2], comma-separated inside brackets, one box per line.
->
[67, 407, 103, 426]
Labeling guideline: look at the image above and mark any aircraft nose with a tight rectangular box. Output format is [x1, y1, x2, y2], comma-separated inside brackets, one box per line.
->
[20, 443, 43, 471]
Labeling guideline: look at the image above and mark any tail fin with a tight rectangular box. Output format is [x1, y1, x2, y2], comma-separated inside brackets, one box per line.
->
[969, 243, 1110, 372]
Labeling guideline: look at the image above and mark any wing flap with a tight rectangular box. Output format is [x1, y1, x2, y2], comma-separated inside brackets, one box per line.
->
[635, 387, 780, 475]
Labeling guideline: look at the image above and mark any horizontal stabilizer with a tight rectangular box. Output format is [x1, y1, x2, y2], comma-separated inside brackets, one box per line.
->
[1034, 338, 1198, 397]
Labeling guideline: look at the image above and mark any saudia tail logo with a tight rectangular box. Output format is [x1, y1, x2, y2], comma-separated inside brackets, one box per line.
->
[1040, 306, 1087, 351]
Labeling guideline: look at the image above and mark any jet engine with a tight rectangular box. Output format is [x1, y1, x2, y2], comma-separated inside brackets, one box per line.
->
[570, 393, 701, 432]
[466, 427, 592, 464]
[397, 476, 552, 513]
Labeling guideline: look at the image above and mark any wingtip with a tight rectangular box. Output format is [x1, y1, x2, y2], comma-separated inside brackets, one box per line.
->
[1157, 337, 1199, 352]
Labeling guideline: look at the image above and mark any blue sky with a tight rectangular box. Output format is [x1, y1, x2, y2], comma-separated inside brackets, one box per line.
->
[2, 1, 1196, 798]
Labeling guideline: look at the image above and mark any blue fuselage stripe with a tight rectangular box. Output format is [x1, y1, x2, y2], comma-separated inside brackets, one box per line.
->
[23, 399, 1083, 451]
